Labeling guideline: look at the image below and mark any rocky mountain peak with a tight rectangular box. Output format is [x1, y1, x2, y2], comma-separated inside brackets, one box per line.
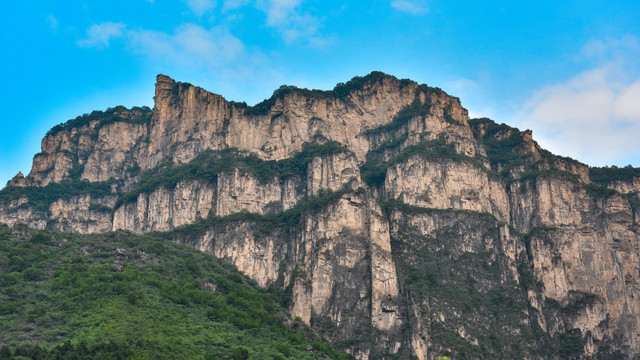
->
[1, 73, 640, 359]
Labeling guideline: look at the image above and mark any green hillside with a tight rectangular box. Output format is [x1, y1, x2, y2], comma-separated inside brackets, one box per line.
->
[0, 224, 352, 360]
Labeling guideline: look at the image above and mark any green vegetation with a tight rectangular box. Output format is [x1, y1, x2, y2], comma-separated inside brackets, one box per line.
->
[364, 84, 454, 137]
[556, 329, 584, 360]
[583, 183, 618, 199]
[468, 117, 624, 212]
[515, 169, 580, 187]
[544, 291, 597, 316]
[367, 133, 409, 159]
[0, 225, 352, 359]
[46, 106, 152, 138]
[0, 141, 351, 221]
[521, 226, 557, 248]
[468, 118, 588, 184]
[365, 98, 431, 136]
[625, 192, 640, 211]
[378, 198, 497, 222]
[166, 188, 352, 242]
[88, 203, 113, 213]
[0, 180, 114, 215]
[589, 165, 640, 184]
[390, 217, 535, 358]
[332, 71, 395, 98]
[469, 121, 640, 215]
[67, 163, 85, 181]
[243, 72, 395, 116]
[469, 118, 530, 174]
[388, 204, 585, 359]
[468, 118, 512, 138]
[115, 141, 348, 209]
[239, 71, 448, 117]
[360, 136, 485, 187]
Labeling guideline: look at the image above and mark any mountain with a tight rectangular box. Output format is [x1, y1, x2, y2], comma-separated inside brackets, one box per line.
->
[1, 72, 639, 359]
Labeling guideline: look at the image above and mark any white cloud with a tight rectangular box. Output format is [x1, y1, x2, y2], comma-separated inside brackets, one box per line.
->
[391, 0, 428, 15]
[263, 0, 300, 26]
[198, 0, 323, 43]
[46, 14, 58, 30]
[614, 80, 640, 120]
[222, 0, 251, 11]
[446, 78, 478, 93]
[77, 21, 245, 69]
[128, 24, 244, 65]
[77, 22, 125, 47]
[184, 0, 216, 16]
[257, 0, 322, 43]
[519, 37, 640, 165]
[581, 35, 639, 60]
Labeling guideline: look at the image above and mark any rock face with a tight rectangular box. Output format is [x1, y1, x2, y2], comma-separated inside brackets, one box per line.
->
[1, 72, 640, 359]
[385, 157, 510, 221]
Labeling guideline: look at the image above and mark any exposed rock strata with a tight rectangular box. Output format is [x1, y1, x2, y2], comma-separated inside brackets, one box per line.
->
[1, 72, 639, 359]
[385, 157, 510, 221]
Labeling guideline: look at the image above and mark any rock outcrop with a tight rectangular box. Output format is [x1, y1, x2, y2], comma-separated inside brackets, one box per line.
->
[1, 72, 639, 359]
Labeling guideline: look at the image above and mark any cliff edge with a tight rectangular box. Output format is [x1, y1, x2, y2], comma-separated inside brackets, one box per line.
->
[1, 72, 639, 359]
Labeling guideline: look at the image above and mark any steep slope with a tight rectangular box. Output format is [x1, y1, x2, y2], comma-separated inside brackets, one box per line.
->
[0, 224, 352, 359]
[1, 72, 639, 359]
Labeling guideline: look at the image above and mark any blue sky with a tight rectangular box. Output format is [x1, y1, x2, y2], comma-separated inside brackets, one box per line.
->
[2, 0, 640, 187]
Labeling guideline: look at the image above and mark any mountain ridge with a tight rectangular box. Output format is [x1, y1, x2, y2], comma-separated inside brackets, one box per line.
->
[1, 72, 639, 359]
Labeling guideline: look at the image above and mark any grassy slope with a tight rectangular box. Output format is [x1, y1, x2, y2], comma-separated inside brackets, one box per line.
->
[0, 225, 352, 360]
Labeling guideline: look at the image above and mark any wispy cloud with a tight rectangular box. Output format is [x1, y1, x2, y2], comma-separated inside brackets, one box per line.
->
[257, 0, 322, 43]
[581, 35, 639, 60]
[391, 0, 428, 15]
[446, 78, 478, 93]
[77, 22, 125, 47]
[262, 0, 300, 26]
[519, 36, 640, 165]
[129, 24, 244, 65]
[174, 0, 325, 43]
[184, 0, 216, 16]
[222, 0, 251, 11]
[78, 21, 246, 70]
[46, 14, 58, 30]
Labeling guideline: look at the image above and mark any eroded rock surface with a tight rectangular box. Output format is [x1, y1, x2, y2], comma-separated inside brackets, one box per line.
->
[2, 72, 639, 359]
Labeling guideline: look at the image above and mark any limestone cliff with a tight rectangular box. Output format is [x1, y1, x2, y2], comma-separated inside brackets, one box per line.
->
[1, 72, 639, 359]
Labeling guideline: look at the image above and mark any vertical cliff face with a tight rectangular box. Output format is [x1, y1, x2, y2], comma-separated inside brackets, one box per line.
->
[522, 185, 640, 357]
[2, 72, 639, 359]
[384, 158, 510, 221]
[388, 208, 535, 359]
[186, 193, 404, 359]
[146, 72, 423, 169]
[8, 106, 152, 188]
